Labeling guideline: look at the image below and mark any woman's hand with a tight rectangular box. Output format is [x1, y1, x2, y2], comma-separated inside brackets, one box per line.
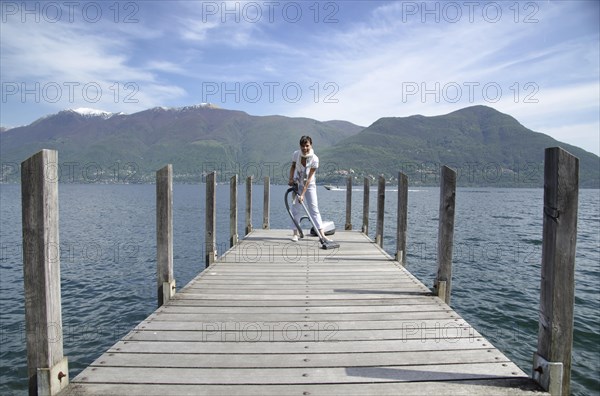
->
[298, 193, 304, 203]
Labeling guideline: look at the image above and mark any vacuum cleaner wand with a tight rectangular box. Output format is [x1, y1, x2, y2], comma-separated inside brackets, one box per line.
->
[284, 186, 304, 239]
[285, 184, 340, 250]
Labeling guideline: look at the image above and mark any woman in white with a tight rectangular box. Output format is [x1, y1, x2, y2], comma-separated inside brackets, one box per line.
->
[288, 135, 330, 242]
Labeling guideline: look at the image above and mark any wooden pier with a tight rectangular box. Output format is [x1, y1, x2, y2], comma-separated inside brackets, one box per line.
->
[21, 148, 579, 396]
[60, 229, 545, 395]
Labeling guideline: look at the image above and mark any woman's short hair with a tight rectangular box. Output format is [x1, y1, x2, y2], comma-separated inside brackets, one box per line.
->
[299, 135, 312, 146]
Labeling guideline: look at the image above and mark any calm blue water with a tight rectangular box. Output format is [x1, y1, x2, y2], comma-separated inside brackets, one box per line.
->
[0, 184, 598, 395]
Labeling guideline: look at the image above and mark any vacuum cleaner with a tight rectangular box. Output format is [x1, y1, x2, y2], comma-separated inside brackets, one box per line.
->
[285, 184, 340, 250]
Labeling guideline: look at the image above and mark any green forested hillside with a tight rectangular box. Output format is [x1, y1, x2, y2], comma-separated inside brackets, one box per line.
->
[320, 106, 599, 187]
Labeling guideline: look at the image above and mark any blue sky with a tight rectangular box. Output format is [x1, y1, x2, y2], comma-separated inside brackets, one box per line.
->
[1, 1, 599, 155]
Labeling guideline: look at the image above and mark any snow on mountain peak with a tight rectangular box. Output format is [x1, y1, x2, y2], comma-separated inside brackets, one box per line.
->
[181, 103, 220, 111]
[149, 103, 220, 113]
[71, 108, 114, 117]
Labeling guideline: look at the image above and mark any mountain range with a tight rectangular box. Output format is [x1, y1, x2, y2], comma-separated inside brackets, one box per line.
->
[1, 105, 598, 187]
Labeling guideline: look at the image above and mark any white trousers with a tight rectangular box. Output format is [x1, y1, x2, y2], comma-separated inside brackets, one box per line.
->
[291, 183, 324, 231]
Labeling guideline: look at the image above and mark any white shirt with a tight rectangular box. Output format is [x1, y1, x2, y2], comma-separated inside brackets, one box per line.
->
[292, 150, 319, 186]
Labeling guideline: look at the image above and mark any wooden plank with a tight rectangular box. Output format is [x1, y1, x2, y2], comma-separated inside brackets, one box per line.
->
[263, 176, 270, 229]
[171, 294, 433, 301]
[345, 176, 352, 230]
[147, 310, 460, 321]
[184, 280, 423, 288]
[205, 171, 216, 266]
[181, 284, 424, 291]
[21, 149, 69, 395]
[434, 165, 456, 304]
[229, 175, 238, 247]
[181, 284, 426, 291]
[245, 176, 252, 235]
[108, 336, 504, 355]
[136, 318, 472, 332]
[156, 164, 174, 307]
[123, 327, 480, 342]
[61, 379, 547, 396]
[166, 297, 441, 307]
[536, 147, 579, 396]
[183, 280, 424, 287]
[70, 363, 527, 385]
[376, 175, 385, 247]
[362, 177, 369, 234]
[396, 171, 408, 264]
[182, 279, 425, 286]
[90, 348, 512, 368]
[157, 304, 447, 314]
[199, 267, 406, 273]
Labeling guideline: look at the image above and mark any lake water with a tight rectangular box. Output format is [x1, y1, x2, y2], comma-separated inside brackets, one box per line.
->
[0, 184, 598, 395]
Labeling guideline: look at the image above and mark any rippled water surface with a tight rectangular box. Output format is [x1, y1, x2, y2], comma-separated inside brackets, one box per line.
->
[1, 184, 598, 395]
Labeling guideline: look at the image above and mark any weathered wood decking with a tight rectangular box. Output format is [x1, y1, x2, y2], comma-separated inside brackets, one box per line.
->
[61, 229, 546, 395]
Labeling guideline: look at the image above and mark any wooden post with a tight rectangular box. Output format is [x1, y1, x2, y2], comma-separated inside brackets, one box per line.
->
[245, 176, 253, 235]
[362, 177, 370, 234]
[375, 175, 385, 248]
[433, 166, 457, 304]
[156, 164, 175, 307]
[205, 172, 216, 267]
[396, 172, 408, 265]
[230, 175, 238, 247]
[263, 176, 270, 229]
[21, 149, 69, 395]
[532, 147, 579, 396]
[345, 176, 352, 230]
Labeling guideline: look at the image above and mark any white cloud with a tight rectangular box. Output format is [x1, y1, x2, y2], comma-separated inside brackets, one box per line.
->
[145, 61, 187, 75]
[0, 16, 187, 116]
[1, 23, 144, 82]
[178, 18, 220, 42]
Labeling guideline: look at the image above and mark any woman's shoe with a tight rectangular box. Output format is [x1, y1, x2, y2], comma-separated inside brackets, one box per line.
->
[291, 235, 299, 242]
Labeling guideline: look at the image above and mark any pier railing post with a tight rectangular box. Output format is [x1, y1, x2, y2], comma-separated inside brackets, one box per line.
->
[245, 176, 253, 235]
[362, 177, 370, 234]
[156, 164, 175, 307]
[375, 175, 385, 248]
[433, 166, 456, 304]
[21, 149, 69, 395]
[230, 175, 238, 247]
[263, 176, 270, 229]
[205, 172, 216, 267]
[345, 176, 352, 230]
[532, 147, 579, 396]
[396, 172, 408, 265]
